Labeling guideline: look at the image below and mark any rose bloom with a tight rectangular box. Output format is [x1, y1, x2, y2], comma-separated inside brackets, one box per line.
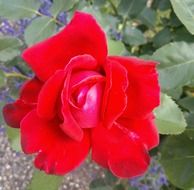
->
[3, 12, 160, 178]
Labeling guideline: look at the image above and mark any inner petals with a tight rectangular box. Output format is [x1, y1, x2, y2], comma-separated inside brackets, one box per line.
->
[70, 71, 105, 128]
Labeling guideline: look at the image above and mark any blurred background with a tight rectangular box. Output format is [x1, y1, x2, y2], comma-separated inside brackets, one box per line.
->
[0, 0, 194, 189]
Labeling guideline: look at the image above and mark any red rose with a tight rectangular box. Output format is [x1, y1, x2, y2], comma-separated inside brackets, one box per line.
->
[3, 12, 160, 178]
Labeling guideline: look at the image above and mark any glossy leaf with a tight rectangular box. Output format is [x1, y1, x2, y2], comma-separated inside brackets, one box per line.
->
[108, 39, 125, 55]
[27, 170, 63, 190]
[154, 93, 186, 135]
[170, 0, 194, 34]
[0, 0, 41, 19]
[118, 0, 146, 18]
[152, 42, 194, 91]
[24, 16, 57, 45]
[6, 126, 21, 151]
[161, 133, 194, 189]
[153, 28, 172, 48]
[138, 7, 156, 28]
[123, 27, 146, 46]
[51, 0, 78, 16]
[179, 97, 194, 113]
[0, 37, 22, 62]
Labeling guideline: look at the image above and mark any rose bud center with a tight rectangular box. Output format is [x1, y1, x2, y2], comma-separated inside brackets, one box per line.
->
[69, 71, 105, 128]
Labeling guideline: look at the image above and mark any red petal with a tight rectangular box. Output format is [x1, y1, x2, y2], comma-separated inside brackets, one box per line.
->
[108, 132, 150, 178]
[109, 56, 160, 118]
[37, 70, 66, 119]
[22, 11, 107, 81]
[70, 71, 105, 128]
[3, 100, 33, 128]
[102, 59, 128, 129]
[21, 110, 90, 175]
[92, 124, 150, 178]
[20, 77, 43, 104]
[117, 116, 159, 150]
[60, 55, 98, 141]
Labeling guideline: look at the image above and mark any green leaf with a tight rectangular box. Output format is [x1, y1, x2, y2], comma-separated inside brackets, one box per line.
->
[6, 126, 21, 151]
[160, 133, 194, 189]
[51, 0, 78, 16]
[0, 37, 22, 62]
[154, 93, 186, 135]
[152, 42, 194, 91]
[172, 27, 194, 42]
[0, 0, 41, 19]
[108, 39, 125, 55]
[118, 0, 146, 18]
[170, 0, 194, 35]
[0, 70, 6, 88]
[89, 178, 112, 190]
[123, 27, 146, 46]
[153, 28, 172, 48]
[24, 16, 57, 46]
[179, 96, 194, 113]
[138, 7, 156, 28]
[27, 170, 63, 190]
[152, 0, 171, 11]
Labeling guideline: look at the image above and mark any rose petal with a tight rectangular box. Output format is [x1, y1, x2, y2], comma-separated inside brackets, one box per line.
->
[21, 110, 90, 175]
[102, 59, 128, 129]
[22, 11, 107, 81]
[70, 71, 105, 128]
[117, 115, 159, 150]
[37, 70, 66, 120]
[60, 55, 98, 141]
[109, 56, 160, 118]
[92, 124, 150, 178]
[20, 77, 43, 104]
[3, 100, 33, 128]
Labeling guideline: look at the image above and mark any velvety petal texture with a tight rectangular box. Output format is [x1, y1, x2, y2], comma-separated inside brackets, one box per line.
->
[108, 56, 160, 118]
[21, 110, 90, 175]
[2, 11, 160, 178]
[3, 77, 42, 128]
[22, 12, 107, 81]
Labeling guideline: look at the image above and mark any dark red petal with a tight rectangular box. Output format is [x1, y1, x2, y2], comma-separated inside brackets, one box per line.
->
[3, 100, 33, 128]
[22, 11, 107, 81]
[102, 59, 128, 129]
[92, 124, 150, 178]
[21, 110, 90, 175]
[60, 55, 98, 141]
[117, 116, 159, 150]
[37, 70, 66, 119]
[19, 77, 43, 104]
[108, 56, 160, 118]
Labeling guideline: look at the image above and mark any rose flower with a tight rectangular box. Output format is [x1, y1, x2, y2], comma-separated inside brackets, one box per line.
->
[3, 12, 160, 178]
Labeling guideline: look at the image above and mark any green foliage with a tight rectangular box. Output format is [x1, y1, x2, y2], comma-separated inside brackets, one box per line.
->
[155, 93, 186, 135]
[27, 170, 63, 190]
[118, 0, 146, 18]
[161, 132, 194, 189]
[89, 178, 112, 190]
[1, 0, 194, 189]
[170, 0, 194, 35]
[0, 37, 22, 62]
[5, 126, 21, 151]
[152, 42, 194, 92]
[24, 16, 57, 45]
[0, 70, 6, 88]
[123, 26, 146, 46]
[108, 39, 125, 55]
[0, 0, 41, 19]
[51, 0, 78, 16]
